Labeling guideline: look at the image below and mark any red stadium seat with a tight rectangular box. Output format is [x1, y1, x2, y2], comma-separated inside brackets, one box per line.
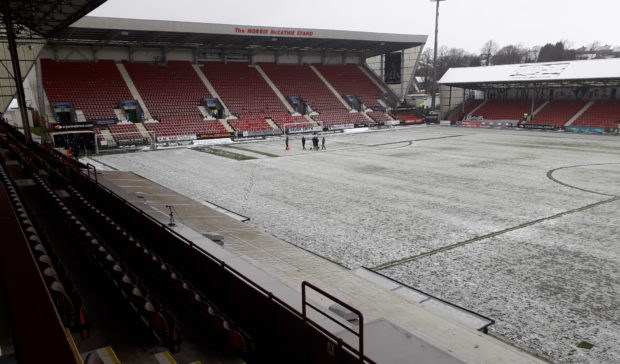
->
[123, 61, 227, 137]
[41, 59, 132, 122]
[315, 64, 384, 108]
[572, 100, 620, 128]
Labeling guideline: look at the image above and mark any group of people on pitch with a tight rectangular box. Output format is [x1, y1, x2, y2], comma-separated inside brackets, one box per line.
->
[285, 134, 326, 151]
[301, 135, 325, 150]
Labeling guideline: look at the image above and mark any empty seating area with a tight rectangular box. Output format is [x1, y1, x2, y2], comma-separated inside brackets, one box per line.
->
[0, 120, 380, 364]
[312, 109, 369, 127]
[270, 113, 310, 130]
[0, 166, 90, 340]
[260, 63, 340, 112]
[200, 62, 284, 132]
[43, 58, 620, 139]
[260, 63, 366, 126]
[528, 100, 587, 126]
[450, 100, 484, 121]
[367, 111, 391, 122]
[0, 135, 188, 356]
[108, 123, 144, 142]
[473, 99, 545, 120]
[143, 119, 226, 137]
[315, 64, 383, 108]
[390, 113, 424, 123]
[60, 186, 184, 353]
[227, 115, 274, 132]
[41, 59, 132, 121]
[123, 61, 210, 127]
[68, 185, 250, 354]
[572, 100, 620, 128]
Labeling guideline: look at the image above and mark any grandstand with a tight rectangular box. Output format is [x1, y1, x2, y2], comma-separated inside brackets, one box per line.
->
[24, 16, 427, 147]
[4, 3, 617, 364]
[439, 59, 620, 133]
[13, 15, 433, 180]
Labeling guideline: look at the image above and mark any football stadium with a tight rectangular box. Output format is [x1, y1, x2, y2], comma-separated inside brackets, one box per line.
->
[0, 1, 618, 364]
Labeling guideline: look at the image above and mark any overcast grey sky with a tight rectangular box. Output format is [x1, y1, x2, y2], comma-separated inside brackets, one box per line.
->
[90, 0, 619, 53]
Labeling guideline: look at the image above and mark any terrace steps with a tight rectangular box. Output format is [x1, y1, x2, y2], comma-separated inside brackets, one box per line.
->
[114, 108, 127, 122]
[115, 62, 152, 120]
[192, 64, 231, 116]
[265, 118, 280, 130]
[309, 65, 352, 111]
[467, 99, 487, 117]
[254, 65, 296, 114]
[197, 105, 209, 118]
[565, 101, 594, 126]
[134, 122, 151, 139]
[99, 128, 117, 146]
[532, 101, 549, 116]
[358, 64, 389, 94]
[218, 119, 235, 133]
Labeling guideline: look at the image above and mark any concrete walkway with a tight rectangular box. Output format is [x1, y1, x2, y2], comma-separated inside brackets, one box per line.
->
[98, 170, 546, 364]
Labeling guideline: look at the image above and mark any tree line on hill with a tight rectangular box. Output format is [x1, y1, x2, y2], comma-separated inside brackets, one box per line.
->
[416, 40, 620, 93]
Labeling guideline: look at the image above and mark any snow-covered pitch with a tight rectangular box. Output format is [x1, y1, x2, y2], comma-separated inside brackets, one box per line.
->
[96, 126, 619, 364]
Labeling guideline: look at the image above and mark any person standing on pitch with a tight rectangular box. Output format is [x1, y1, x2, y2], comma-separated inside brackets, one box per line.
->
[285, 135, 289, 150]
[321, 136, 326, 150]
[302, 136, 306, 150]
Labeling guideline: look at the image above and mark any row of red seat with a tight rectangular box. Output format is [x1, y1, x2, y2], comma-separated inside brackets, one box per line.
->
[68, 186, 250, 354]
[314, 64, 383, 108]
[143, 120, 226, 136]
[450, 100, 484, 122]
[108, 123, 144, 142]
[123, 60, 211, 125]
[474, 99, 545, 121]
[42, 60, 388, 136]
[455, 99, 619, 129]
[1, 170, 90, 340]
[270, 113, 309, 130]
[367, 111, 391, 122]
[312, 109, 368, 127]
[529, 100, 587, 126]
[260, 63, 347, 114]
[572, 100, 620, 128]
[66, 186, 182, 353]
[42, 59, 132, 121]
[200, 62, 284, 132]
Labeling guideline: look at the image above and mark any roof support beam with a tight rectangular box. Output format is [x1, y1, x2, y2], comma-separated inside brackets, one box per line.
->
[3, 0, 31, 142]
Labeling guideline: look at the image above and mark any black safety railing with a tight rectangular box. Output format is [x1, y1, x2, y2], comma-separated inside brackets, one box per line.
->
[1, 121, 374, 362]
[302, 281, 372, 363]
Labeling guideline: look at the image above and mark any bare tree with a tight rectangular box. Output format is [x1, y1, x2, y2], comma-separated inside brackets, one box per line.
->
[416, 48, 434, 92]
[480, 40, 498, 66]
[415, 46, 479, 93]
[492, 44, 529, 65]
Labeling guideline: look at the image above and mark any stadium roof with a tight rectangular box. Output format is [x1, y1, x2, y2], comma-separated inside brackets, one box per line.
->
[0, 1, 107, 114]
[50, 16, 427, 57]
[0, 0, 108, 38]
[439, 58, 620, 89]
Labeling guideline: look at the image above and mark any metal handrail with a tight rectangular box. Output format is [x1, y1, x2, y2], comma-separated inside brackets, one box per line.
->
[85, 163, 97, 184]
[302, 281, 369, 362]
